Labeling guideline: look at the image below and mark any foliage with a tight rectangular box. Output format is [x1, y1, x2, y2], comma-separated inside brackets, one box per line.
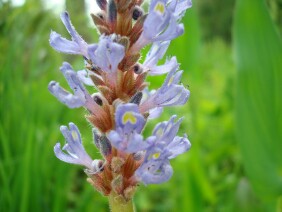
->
[197, 0, 235, 42]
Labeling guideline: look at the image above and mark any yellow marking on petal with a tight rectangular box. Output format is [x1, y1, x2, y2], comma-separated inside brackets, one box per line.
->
[152, 152, 160, 159]
[122, 112, 137, 124]
[166, 123, 172, 132]
[154, 2, 165, 14]
[168, 76, 174, 86]
[72, 131, 78, 141]
[156, 128, 164, 137]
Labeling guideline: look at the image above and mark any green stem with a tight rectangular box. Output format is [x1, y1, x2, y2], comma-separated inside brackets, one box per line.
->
[108, 192, 135, 212]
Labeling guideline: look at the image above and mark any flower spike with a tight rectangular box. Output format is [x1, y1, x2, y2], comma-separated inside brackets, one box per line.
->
[49, 0, 192, 205]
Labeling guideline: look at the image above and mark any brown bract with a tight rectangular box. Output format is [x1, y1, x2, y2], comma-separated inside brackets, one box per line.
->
[87, 147, 143, 201]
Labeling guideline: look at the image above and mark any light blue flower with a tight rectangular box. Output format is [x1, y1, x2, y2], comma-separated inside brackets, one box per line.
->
[174, 0, 192, 19]
[144, 41, 170, 67]
[107, 103, 153, 153]
[147, 56, 179, 76]
[48, 62, 96, 112]
[88, 35, 125, 73]
[135, 116, 191, 184]
[150, 116, 190, 159]
[135, 159, 173, 184]
[115, 103, 145, 134]
[77, 69, 95, 86]
[139, 63, 190, 112]
[54, 122, 104, 174]
[143, 0, 173, 41]
[49, 12, 88, 57]
[141, 88, 164, 119]
[143, 41, 179, 76]
[132, 0, 191, 51]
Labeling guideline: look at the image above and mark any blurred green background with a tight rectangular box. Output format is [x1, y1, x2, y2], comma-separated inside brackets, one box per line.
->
[0, 0, 281, 211]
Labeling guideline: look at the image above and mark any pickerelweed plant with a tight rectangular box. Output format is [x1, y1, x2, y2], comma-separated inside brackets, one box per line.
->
[49, 0, 192, 211]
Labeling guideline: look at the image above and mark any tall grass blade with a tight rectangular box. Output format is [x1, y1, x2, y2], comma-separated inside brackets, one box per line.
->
[234, 0, 282, 207]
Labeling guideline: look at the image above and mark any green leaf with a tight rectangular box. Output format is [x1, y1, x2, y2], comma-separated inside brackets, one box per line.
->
[234, 0, 282, 207]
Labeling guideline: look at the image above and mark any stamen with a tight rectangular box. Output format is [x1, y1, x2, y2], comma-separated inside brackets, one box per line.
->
[96, 12, 105, 20]
[133, 63, 143, 74]
[92, 94, 103, 106]
[132, 6, 144, 21]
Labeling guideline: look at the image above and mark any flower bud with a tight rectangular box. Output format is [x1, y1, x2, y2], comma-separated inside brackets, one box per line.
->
[92, 129, 101, 149]
[124, 186, 136, 200]
[93, 129, 112, 156]
[111, 175, 123, 194]
[130, 92, 143, 105]
[96, 0, 107, 10]
[111, 157, 125, 173]
[99, 135, 112, 156]
[133, 151, 144, 161]
[107, 0, 117, 24]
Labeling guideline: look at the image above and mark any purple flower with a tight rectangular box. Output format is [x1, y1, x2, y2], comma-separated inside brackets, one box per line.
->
[132, 0, 190, 51]
[48, 62, 96, 112]
[141, 88, 163, 119]
[54, 122, 103, 174]
[135, 159, 173, 184]
[49, 12, 88, 57]
[139, 63, 190, 113]
[77, 69, 95, 86]
[146, 56, 179, 76]
[174, 0, 192, 19]
[107, 103, 153, 153]
[143, 41, 179, 76]
[115, 103, 145, 133]
[88, 35, 125, 73]
[135, 116, 191, 184]
[144, 41, 170, 66]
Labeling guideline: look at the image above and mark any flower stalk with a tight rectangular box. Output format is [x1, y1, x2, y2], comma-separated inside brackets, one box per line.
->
[108, 192, 135, 212]
[48, 0, 193, 210]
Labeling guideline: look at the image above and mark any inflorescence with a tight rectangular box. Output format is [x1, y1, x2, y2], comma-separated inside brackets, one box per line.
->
[49, 0, 192, 203]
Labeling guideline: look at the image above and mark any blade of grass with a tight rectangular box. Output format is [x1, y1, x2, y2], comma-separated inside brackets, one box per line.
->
[234, 0, 282, 208]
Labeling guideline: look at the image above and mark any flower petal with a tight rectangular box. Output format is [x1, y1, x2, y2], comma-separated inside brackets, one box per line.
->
[54, 143, 82, 164]
[60, 12, 88, 57]
[48, 81, 85, 108]
[115, 103, 145, 134]
[135, 159, 173, 184]
[55, 123, 94, 169]
[49, 31, 81, 55]
[88, 36, 125, 73]
[148, 56, 179, 76]
[144, 41, 170, 69]
[77, 70, 95, 86]
[167, 135, 191, 159]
